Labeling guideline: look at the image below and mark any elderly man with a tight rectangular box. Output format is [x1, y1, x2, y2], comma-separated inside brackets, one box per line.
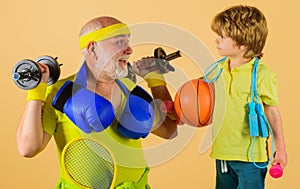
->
[16, 16, 177, 189]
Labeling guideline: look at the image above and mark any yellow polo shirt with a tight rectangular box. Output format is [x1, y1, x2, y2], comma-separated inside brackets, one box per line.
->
[210, 57, 279, 162]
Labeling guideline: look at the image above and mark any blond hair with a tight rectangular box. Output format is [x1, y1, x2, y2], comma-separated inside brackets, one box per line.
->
[211, 5, 268, 58]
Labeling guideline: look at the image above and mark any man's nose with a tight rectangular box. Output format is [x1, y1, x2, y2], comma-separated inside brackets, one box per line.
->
[123, 45, 133, 55]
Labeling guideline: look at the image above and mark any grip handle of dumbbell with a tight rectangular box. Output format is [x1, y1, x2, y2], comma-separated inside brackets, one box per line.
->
[165, 50, 181, 61]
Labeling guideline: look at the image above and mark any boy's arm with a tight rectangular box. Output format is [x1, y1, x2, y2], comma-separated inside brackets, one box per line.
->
[264, 104, 288, 169]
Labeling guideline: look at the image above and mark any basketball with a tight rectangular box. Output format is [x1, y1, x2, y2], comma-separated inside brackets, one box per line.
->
[174, 78, 215, 127]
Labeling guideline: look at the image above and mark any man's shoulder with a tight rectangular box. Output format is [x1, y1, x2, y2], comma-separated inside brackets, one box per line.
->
[46, 74, 76, 94]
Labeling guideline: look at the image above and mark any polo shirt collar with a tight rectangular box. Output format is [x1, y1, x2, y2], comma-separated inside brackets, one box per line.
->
[219, 57, 256, 72]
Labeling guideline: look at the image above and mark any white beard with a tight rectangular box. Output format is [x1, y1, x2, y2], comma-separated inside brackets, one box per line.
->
[94, 42, 129, 80]
[104, 62, 128, 79]
[115, 65, 129, 78]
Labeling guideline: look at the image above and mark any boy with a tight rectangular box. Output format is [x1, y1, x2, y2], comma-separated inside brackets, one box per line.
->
[208, 5, 288, 189]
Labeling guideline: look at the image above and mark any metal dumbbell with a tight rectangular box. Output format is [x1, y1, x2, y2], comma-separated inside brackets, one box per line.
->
[125, 47, 181, 82]
[12, 55, 62, 90]
[154, 47, 181, 73]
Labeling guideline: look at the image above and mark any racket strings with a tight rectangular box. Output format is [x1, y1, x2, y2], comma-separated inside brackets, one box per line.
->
[64, 139, 114, 189]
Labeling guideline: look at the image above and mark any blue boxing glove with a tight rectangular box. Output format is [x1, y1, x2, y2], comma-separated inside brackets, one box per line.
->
[52, 81, 115, 133]
[117, 85, 155, 139]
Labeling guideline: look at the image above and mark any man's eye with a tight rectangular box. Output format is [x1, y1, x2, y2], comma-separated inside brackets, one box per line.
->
[116, 40, 126, 46]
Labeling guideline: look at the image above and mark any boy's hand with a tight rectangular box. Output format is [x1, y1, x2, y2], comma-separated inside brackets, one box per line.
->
[272, 150, 288, 169]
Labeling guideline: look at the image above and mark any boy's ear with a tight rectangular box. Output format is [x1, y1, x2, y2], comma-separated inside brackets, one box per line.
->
[239, 45, 247, 50]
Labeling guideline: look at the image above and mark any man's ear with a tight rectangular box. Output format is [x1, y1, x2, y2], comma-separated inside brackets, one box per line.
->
[86, 41, 97, 59]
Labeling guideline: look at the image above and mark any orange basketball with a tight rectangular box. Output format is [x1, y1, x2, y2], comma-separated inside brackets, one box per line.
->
[174, 78, 215, 127]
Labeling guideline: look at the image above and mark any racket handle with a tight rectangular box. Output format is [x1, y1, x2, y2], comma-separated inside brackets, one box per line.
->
[269, 163, 283, 178]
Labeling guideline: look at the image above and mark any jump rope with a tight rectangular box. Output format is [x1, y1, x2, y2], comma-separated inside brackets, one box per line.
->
[203, 57, 275, 169]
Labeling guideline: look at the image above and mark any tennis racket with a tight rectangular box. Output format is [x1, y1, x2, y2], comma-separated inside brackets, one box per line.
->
[62, 138, 116, 189]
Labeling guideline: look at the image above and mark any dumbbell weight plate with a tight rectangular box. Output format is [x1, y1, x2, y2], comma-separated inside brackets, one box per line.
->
[154, 47, 167, 59]
[12, 59, 42, 90]
[154, 47, 171, 73]
[35, 55, 61, 85]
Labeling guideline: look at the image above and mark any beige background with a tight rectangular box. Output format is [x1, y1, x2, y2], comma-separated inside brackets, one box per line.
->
[1, 0, 299, 188]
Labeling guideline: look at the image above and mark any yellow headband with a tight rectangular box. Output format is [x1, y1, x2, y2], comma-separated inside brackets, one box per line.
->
[79, 23, 130, 50]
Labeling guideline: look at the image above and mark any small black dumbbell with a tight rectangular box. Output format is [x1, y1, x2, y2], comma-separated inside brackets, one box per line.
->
[125, 47, 181, 82]
[12, 55, 62, 90]
[154, 47, 181, 73]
